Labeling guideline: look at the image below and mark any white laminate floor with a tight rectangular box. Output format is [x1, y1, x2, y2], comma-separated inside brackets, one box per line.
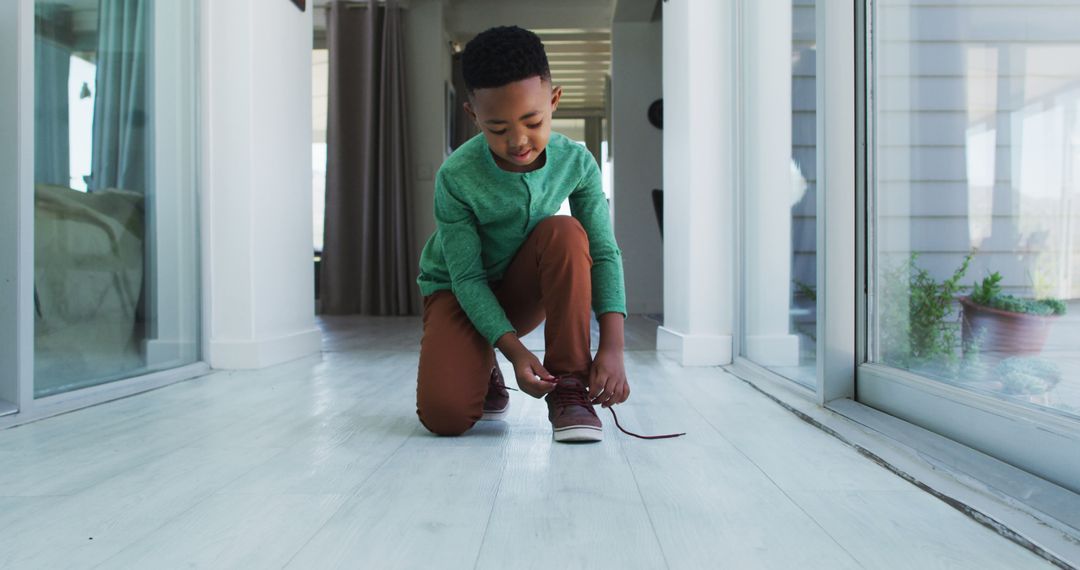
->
[0, 316, 1054, 569]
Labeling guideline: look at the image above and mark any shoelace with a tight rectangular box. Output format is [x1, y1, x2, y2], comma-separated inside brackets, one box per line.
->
[505, 373, 686, 440]
[605, 406, 685, 440]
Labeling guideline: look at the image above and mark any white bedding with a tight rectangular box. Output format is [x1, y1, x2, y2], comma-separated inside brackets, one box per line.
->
[34, 183, 145, 395]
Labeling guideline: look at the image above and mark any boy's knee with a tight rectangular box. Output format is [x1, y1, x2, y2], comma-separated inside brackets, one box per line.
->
[537, 215, 585, 236]
[536, 215, 588, 251]
[416, 398, 478, 436]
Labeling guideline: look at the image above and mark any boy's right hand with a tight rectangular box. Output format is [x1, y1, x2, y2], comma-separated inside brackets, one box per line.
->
[511, 352, 557, 399]
[496, 332, 557, 399]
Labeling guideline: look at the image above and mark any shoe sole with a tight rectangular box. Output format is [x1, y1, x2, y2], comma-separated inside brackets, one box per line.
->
[553, 425, 604, 443]
[480, 402, 509, 421]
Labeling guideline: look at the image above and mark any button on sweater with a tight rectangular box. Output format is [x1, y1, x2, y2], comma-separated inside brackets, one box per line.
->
[417, 131, 627, 345]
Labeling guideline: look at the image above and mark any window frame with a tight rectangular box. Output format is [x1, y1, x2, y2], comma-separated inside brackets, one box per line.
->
[0, 0, 34, 420]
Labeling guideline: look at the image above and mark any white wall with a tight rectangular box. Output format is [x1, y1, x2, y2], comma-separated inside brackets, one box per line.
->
[611, 19, 663, 315]
[403, 0, 452, 309]
[202, 0, 321, 369]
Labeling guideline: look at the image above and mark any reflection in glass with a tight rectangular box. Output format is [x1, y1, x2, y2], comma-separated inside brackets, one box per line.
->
[872, 1, 1080, 419]
[741, 0, 818, 388]
[33, 0, 199, 397]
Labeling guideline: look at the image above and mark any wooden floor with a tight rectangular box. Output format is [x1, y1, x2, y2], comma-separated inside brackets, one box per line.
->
[0, 316, 1052, 569]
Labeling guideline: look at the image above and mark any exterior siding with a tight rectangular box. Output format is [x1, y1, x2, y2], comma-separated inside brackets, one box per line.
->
[791, 1, 1080, 299]
[871, 1, 1080, 299]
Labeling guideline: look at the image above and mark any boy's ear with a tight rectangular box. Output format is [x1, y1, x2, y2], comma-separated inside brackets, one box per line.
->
[463, 101, 477, 124]
[550, 84, 562, 113]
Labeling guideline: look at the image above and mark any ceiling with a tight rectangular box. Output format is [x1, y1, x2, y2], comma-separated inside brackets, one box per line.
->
[528, 29, 610, 111]
[314, 0, 615, 113]
[445, 0, 615, 112]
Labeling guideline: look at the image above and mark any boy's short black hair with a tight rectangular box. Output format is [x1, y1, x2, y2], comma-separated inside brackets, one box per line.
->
[461, 26, 550, 93]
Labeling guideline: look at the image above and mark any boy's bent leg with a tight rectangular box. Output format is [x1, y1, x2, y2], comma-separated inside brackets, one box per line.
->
[497, 215, 593, 375]
[416, 291, 495, 436]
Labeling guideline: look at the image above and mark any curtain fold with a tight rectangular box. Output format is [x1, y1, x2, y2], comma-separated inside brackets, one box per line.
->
[321, 0, 416, 315]
[34, 4, 72, 188]
[89, 0, 148, 193]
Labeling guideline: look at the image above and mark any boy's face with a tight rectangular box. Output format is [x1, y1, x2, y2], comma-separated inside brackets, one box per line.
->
[464, 76, 562, 173]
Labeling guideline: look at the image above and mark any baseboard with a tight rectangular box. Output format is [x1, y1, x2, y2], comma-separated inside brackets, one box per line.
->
[209, 327, 323, 369]
[656, 326, 732, 366]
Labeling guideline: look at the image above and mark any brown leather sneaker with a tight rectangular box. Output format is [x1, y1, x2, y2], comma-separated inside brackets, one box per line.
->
[545, 375, 603, 442]
[481, 365, 510, 421]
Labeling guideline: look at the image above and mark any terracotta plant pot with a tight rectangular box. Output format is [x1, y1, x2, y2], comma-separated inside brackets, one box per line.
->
[958, 296, 1058, 356]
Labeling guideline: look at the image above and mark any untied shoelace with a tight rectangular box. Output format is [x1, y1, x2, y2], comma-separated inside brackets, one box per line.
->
[506, 373, 686, 440]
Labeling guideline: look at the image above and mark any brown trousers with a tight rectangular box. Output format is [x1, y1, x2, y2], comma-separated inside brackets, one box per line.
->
[416, 215, 594, 436]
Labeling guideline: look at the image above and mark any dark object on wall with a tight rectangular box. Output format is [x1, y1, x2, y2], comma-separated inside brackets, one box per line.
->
[652, 189, 663, 238]
[291, 0, 306, 11]
[648, 99, 663, 129]
[314, 252, 321, 300]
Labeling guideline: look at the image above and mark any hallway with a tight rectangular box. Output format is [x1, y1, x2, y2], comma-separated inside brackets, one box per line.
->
[0, 318, 1050, 569]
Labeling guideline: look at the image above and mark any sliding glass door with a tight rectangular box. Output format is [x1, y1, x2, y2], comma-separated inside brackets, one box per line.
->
[861, 0, 1080, 492]
[32, 0, 199, 398]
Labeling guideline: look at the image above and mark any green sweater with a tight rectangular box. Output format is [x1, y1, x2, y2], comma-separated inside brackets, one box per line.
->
[417, 131, 627, 345]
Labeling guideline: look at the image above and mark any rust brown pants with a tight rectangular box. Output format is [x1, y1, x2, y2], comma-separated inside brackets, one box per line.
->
[416, 215, 594, 436]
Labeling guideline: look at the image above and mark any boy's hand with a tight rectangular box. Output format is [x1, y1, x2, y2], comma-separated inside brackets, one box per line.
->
[510, 352, 557, 399]
[589, 346, 630, 408]
[495, 332, 556, 399]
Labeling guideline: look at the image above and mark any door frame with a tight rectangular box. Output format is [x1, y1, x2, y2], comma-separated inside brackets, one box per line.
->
[0, 0, 34, 419]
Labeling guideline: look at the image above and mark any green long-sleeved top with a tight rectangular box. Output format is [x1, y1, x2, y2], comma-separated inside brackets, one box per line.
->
[417, 131, 627, 345]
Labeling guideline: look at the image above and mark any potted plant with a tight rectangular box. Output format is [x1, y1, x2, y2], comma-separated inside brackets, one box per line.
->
[879, 252, 976, 378]
[959, 271, 1066, 356]
[994, 356, 1062, 400]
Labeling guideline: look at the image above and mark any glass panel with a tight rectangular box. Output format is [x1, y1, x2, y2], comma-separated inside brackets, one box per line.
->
[871, 1, 1080, 420]
[33, 0, 199, 398]
[741, 0, 818, 388]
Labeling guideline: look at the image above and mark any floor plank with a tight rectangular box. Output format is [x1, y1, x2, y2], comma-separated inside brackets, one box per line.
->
[474, 391, 668, 570]
[787, 490, 1052, 569]
[613, 353, 865, 569]
[282, 421, 514, 569]
[0, 445, 284, 568]
[94, 494, 347, 569]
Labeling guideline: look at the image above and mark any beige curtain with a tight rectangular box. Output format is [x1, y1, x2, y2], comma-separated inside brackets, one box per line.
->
[321, 0, 416, 315]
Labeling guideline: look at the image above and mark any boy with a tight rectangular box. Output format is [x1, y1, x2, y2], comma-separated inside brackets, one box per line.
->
[415, 25, 629, 443]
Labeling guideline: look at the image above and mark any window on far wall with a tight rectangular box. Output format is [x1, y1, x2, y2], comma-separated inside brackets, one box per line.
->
[68, 53, 95, 192]
[550, 117, 612, 216]
[313, 48, 328, 253]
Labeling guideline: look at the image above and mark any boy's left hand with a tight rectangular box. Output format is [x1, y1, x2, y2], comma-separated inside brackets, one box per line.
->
[589, 347, 630, 408]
